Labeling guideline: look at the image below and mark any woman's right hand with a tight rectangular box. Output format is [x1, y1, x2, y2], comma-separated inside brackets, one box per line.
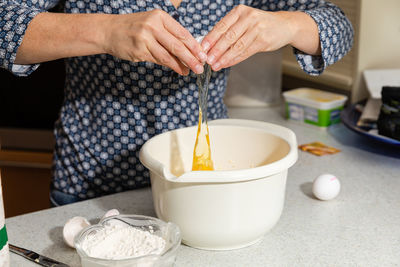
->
[102, 10, 206, 75]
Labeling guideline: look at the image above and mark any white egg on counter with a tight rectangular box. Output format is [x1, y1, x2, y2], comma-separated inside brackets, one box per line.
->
[312, 174, 341, 200]
[63, 216, 91, 248]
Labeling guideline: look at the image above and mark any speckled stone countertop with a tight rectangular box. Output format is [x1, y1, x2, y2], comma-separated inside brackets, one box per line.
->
[6, 106, 400, 266]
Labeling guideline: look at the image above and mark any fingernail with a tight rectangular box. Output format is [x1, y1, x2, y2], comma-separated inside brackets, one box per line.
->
[202, 41, 210, 52]
[213, 62, 220, 71]
[195, 64, 204, 74]
[207, 54, 215, 65]
[199, 51, 207, 63]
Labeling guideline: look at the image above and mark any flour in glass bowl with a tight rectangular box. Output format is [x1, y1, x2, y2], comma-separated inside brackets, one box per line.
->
[81, 223, 166, 260]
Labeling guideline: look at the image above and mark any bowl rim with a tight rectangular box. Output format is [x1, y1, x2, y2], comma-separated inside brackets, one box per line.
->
[74, 214, 181, 263]
[139, 119, 298, 183]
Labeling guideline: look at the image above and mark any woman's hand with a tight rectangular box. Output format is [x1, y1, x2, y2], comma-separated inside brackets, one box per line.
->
[103, 9, 207, 75]
[16, 10, 206, 75]
[202, 5, 321, 71]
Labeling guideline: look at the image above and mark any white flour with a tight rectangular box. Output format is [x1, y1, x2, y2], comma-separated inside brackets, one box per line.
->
[81, 223, 166, 260]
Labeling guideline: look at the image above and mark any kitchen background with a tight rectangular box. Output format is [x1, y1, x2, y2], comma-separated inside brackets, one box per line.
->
[0, 0, 399, 217]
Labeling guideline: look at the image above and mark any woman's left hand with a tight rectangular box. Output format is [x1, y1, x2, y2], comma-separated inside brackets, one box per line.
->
[202, 5, 320, 71]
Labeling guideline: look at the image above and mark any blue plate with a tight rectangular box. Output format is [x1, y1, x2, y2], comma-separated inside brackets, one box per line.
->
[341, 102, 400, 147]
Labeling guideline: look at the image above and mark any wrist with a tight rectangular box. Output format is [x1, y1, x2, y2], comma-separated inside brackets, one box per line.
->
[89, 14, 112, 55]
[275, 11, 300, 48]
[280, 11, 321, 55]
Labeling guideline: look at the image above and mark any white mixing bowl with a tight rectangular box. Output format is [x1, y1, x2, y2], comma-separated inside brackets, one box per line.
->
[139, 119, 297, 250]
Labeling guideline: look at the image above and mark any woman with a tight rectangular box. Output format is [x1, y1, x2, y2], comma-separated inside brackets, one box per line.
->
[0, 0, 353, 205]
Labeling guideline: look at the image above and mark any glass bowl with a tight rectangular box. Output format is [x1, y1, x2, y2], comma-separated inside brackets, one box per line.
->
[74, 214, 181, 267]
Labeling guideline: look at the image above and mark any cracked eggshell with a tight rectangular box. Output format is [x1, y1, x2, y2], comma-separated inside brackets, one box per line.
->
[63, 216, 91, 248]
[100, 209, 120, 221]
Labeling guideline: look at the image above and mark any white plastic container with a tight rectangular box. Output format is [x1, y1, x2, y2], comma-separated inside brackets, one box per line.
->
[225, 50, 282, 107]
[283, 88, 348, 127]
[139, 119, 297, 250]
[0, 172, 10, 267]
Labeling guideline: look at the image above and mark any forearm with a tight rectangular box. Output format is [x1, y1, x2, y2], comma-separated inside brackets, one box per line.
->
[15, 12, 108, 64]
[279, 11, 321, 56]
[14, 10, 205, 75]
[246, 0, 353, 75]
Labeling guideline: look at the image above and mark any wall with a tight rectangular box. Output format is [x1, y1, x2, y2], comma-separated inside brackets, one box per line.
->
[282, 0, 400, 102]
[352, 0, 400, 101]
[282, 0, 360, 93]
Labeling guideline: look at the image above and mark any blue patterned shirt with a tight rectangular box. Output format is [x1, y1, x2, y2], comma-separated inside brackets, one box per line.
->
[0, 0, 353, 200]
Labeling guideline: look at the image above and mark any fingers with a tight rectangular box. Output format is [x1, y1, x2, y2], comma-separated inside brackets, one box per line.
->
[202, 5, 275, 71]
[147, 39, 189, 76]
[156, 28, 204, 74]
[206, 20, 249, 68]
[162, 14, 207, 67]
[201, 6, 240, 55]
[164, 17, 207, 62]
[211, 26, 259, 71]
[224, 38, 263, 69]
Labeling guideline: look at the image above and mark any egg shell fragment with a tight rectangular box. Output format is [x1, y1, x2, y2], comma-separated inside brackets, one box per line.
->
[100, 209, 120, 221]
[63, 216, 91, 248]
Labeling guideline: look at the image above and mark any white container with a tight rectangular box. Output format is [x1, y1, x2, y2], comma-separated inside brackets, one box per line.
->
[225, 50, 282, 107]
[0, 172, 9, 267]
[283, 88, 348, 127]
[139, 119, 297, 250]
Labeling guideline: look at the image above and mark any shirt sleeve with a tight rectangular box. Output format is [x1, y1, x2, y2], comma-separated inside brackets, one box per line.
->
[251, 0, 354, 76]
[0, 0, 60, 77]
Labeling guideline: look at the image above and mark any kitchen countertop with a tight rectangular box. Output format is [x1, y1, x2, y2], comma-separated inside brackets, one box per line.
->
[6, 106, 400, 266]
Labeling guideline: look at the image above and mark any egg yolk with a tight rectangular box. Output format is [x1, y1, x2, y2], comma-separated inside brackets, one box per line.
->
[192, 109, 214, 171]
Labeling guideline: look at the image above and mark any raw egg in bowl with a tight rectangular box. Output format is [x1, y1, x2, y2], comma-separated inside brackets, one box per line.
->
[139, 119, 297, 250]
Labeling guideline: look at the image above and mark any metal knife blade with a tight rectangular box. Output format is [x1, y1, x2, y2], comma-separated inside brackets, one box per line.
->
[9, 244, 70, 267]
